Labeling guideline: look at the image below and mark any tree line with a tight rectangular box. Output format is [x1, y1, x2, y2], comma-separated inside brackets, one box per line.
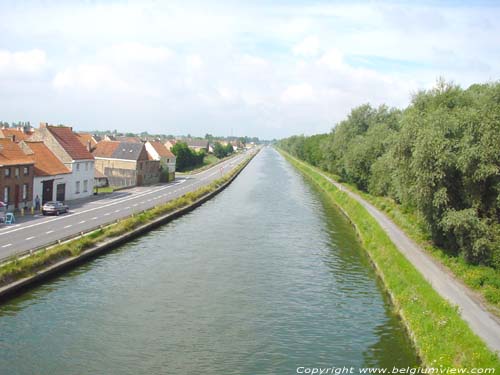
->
[171, 142, 206, 171]
[279, 80, 500, 269]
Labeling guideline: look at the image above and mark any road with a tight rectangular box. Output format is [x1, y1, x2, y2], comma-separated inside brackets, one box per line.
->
[290, 153, 500, 354]
[0, 151, 252, 261]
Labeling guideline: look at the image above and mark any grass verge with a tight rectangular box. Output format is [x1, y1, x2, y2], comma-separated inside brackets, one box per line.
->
[0, 153, 254, 288]
[279, 149, 500, 368]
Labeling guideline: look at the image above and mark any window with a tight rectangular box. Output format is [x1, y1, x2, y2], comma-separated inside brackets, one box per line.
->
[15, 168, 19, 177]
[83, 180, 88, 192]
[4, 168, 10, 178]
[23, 166, 29, 176]
[3, 186, 9, 203]
[76, 163, 80, 171]
[22, 184, 28, 200]
[75, 181, 80, 194]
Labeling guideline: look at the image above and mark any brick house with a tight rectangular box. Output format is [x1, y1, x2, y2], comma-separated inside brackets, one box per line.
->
[93, 141, 160, 188]
[0, 139, 35, 211]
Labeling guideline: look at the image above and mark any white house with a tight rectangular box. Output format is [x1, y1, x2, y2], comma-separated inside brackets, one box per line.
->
[29, 123, 95, 201]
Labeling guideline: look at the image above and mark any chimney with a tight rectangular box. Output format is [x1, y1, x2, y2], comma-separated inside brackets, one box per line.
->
[87, 140, 92, 152]
[39, 122, 48, 128]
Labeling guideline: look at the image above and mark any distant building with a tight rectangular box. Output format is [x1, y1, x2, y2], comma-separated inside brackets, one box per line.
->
[20, 141, 72, 204]
[164, 139, 177, 151]
[93, 141, 160, 188]
[186, 139, 209, 153]
[76, 132, 99, 152]
[0, 127, 33, 143]
[0, 139, 35, 211]
[145, 141, 176, 182]
[29, 123, 96, 201]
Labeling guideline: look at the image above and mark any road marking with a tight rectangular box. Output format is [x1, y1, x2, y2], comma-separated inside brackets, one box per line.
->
[26, 236, 35, 240]
[133, 204, 138, 207]
[91, 216, 98, 220]
[46, 230, 54, 234]
[64, 224, 72, 229]
[114, 209, 121, 213]
[104, 213, 110, 216]
[0, 155, 247, 237]
[79, 220, 86, 224]
[1, 243, 12, 248]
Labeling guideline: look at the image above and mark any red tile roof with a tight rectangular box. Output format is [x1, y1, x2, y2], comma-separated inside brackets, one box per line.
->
[93, 141, 120, 158]
[0, 139, 34, 166]
[23, 141, 71, 176]
[76, 132, 98, 149]
[150, 141, 175, 158]
[47, 126, 94, 160]
[0, 128, 32, 142]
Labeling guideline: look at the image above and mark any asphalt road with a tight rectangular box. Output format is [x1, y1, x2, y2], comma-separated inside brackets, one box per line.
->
[290, 153, 500, 355]
[0, 151, 252, 261]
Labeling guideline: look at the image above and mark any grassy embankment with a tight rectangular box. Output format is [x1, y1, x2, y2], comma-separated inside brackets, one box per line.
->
[0, 154, 253, 288]
[280, 149, 500, 369]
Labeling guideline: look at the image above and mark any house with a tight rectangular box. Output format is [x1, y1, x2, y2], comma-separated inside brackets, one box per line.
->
[29, 123, 95, 200]
[145, 141, 176, 182]
[0, 139, 35, 211]
[164, 139, 177, 151]
[76, 132, 99, 152]
[93, 141, 160, 188]
[19, 141, 72, 205]
[0, 127, 33, 143]
[186, 139, 209, 153]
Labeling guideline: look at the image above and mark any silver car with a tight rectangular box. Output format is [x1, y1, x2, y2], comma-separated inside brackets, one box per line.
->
[42, 201, 69, 216]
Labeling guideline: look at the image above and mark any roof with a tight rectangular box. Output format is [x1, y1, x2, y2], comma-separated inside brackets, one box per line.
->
[150, 141, 175, 159]
[76, 132, 98, 148]
[93, 141, 146, 161]
[186, 139, 209, 148]
[47, 126, 94, 160]
[115, 136, 142, 143]
[0, 128, 32, 142]
[22, 141, 71, 176]
[0, 139, 35, 166]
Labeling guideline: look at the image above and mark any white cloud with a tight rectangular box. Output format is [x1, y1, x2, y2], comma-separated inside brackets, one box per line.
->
[53, 64, 129, 91]
[0, 49, 46, 74]
[105, 43, 172, 64]
[281, 83, 315, 103]
[292, 36, 320, 57]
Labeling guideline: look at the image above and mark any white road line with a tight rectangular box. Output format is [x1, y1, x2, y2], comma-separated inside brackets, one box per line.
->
[114, 209, 120, 213]
[26, 236, 35, 240]
[104, 213, 110, 216]
[0, 155, 246, 237]
[46, 230, 54, 234]
[91, 217, 98, 220]
[2, 243, 12, 248]
[64, 225, 72, 229]
[79, 220, 86, 224]
[133, 204, 138, 207]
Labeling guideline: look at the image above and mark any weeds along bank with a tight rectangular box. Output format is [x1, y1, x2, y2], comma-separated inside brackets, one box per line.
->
[0, 152, 257, 294]
[279, 149, 500, 369]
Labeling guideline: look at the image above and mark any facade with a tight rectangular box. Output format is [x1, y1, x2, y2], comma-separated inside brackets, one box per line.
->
[29, 123, 95, 201]
[93, 141, 160, 188]
[20, 141, 72, 205]
[0, 139, 35, 211]
[186, 139, 209, 153]
[145, 141, 176, 182]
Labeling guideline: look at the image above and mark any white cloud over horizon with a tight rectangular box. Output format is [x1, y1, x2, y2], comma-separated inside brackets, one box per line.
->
[0, 1, 499, 139]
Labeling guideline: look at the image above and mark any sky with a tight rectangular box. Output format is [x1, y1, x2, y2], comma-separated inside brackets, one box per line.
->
[0, 0, 499, 139]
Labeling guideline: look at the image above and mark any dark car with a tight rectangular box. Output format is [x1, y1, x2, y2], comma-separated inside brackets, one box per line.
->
[42, 201, 69, 216]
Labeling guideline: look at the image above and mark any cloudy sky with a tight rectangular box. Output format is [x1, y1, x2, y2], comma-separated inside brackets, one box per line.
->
[0, 1, 499, 139]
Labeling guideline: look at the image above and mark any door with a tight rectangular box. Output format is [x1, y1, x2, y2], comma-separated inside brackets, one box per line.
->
[42, 180, 54, 204]
[56, 184, 66, 202]
[14, 185, 19, 209]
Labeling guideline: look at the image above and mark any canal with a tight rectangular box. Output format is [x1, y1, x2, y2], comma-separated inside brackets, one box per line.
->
[0, 147, 417, 374]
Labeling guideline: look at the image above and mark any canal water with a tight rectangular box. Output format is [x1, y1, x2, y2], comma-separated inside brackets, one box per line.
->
[0, 147, 417, 374]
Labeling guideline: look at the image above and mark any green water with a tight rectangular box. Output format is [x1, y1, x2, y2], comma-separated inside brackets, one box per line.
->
[0, 147, 417, 374]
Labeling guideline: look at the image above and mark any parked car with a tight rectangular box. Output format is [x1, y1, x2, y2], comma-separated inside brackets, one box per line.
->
[42, 201, 69, 216]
